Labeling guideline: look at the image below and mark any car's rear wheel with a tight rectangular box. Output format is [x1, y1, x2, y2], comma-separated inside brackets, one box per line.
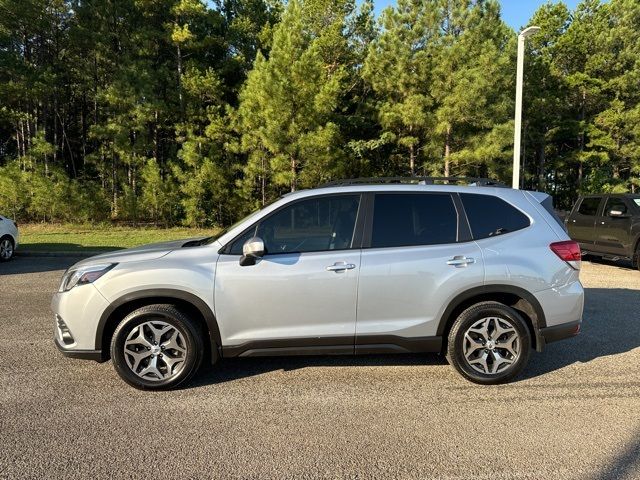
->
[447, 302, 531, 385]
[110, 304, 204, 390]
[0, 236, 14, 262]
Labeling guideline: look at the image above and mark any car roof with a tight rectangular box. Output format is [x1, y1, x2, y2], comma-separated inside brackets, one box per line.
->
[582, 193, 640, 198]
[291, 183, 526, 200]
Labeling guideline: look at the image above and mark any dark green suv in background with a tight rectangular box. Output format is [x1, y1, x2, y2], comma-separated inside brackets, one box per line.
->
[567, 194, 640, 270]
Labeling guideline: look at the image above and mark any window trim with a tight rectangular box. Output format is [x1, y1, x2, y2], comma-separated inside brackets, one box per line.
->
[361, 191, 464, 249]
[218, 192, 365, 256]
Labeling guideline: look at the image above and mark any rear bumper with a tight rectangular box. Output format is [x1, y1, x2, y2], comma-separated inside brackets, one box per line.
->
[533, 279, 583, 351]
[539, 319, 581, 345]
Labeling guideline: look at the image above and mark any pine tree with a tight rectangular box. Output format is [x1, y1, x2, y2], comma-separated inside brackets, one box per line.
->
[236, 0, 353, 204]
[362, 0, 437, 176]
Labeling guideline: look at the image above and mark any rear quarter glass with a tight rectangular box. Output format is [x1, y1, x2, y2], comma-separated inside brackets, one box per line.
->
[459, 193, 530, 240]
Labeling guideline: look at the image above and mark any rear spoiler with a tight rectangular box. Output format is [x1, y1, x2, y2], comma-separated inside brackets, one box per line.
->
[525, 191, 567, 232]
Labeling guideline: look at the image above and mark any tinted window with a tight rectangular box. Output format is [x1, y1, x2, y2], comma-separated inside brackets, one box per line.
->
[371, 194, 457, 248]
[604, 198, 628, 215]
[460, 193, 530, 239]
[229, 195, 360, 255]
[577, 197, 602, 216]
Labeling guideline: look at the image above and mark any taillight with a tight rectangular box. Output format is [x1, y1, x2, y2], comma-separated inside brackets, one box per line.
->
[550, 241, 581, 269]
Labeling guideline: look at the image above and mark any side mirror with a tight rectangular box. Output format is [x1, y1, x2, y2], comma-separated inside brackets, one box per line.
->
[609, 209, 629, 218]
[239, 237, 265, 266]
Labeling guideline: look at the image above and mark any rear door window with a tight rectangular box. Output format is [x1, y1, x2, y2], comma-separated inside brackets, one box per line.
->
[460, 193, 530, 240]
[577, 197, 602, 216]
[370, 193, 458, 248]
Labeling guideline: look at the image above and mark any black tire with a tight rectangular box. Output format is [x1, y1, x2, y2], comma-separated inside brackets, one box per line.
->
[447, 301, 531, 385]
[634, 244, 640, 272]
[0, 235, 14, 262]
[110, 304, 204, 390]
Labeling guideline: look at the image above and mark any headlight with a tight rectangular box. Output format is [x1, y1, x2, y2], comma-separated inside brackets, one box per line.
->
[59, 264, 116, 292]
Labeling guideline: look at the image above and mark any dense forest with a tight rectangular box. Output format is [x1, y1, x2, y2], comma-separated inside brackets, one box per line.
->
[1, 0, 638, 225]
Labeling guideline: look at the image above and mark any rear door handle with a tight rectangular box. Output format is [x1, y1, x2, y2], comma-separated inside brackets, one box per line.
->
[447, 256, 475, 267]
[326, 262, 356, 272]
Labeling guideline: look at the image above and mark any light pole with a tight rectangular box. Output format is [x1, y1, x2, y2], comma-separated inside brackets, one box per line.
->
[512, 26, 540, 189]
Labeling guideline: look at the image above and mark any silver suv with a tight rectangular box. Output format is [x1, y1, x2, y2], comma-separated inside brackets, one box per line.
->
[53, 178, 584, 389]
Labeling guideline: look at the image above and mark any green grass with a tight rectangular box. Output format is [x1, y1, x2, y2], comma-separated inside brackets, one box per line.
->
[20, 224, 219, 253]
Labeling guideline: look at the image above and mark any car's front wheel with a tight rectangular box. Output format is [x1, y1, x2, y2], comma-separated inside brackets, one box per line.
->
[0, 236, 14, 262]
[110, 304, 204, 390]
[447, 302, 531, 385]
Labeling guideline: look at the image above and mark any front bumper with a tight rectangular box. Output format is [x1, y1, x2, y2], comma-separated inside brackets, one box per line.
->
[55, 336, 104, 361]
[52, 284, 110, 360]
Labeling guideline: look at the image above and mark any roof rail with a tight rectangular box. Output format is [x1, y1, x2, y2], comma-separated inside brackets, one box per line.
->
[319, 177, 507, 188]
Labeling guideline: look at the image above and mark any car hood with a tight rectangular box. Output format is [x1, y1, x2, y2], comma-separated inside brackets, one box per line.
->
[71, 237, 208, 269]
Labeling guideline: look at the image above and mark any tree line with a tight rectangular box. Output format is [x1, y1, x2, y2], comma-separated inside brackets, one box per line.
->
[1, 0, 638, 225]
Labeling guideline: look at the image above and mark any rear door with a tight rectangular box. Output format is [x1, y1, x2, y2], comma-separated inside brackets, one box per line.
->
[355, 192, 484, 350]
[567, 196, 603, 249]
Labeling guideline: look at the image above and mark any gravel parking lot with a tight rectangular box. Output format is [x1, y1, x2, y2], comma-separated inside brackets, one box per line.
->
[1, 257, 639, 479]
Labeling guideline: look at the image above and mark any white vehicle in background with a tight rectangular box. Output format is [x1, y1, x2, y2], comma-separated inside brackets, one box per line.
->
[0, 214, 19, 261]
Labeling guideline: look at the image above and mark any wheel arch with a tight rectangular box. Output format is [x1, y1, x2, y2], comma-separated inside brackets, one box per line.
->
[632, 233, 640, 267]
[437, 285, 547, 352]
[97, 289, 221, 364]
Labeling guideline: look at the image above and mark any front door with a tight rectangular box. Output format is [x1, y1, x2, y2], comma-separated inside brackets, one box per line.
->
[215, 194, 363, 351]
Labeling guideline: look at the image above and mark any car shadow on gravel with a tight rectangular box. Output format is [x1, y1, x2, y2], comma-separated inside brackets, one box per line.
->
[190, 353, 449, 388]
[584, 257, 636, 271]
[191, 286, 640, 387]
[522, 287, 640, 380]
[590, 427, 640, 480]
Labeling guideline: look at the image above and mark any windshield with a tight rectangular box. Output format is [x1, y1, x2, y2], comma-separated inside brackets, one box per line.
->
[202, 208, 265, 245]
[634, 199, 640, 208]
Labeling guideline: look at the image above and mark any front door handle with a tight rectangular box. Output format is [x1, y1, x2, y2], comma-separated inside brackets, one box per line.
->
[326, 262, 356, 272]
[447, 256, 475, 267]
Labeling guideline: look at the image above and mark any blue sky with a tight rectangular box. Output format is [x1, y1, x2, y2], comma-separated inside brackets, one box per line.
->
[372, 0, 582, 30]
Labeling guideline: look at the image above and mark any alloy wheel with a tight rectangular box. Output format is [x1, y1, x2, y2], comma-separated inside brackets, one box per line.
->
[0, 238, 13, 260]
[124, 320, 187, 381]
[463, 316, 520, 375]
